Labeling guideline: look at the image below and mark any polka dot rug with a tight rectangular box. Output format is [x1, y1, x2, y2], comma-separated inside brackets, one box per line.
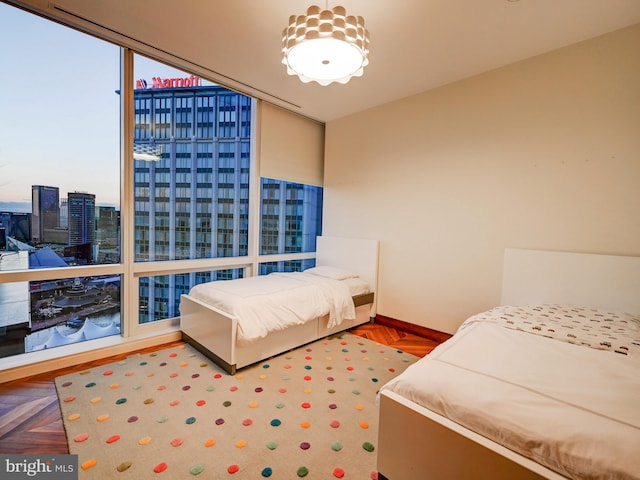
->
[55, 332, 418, 479]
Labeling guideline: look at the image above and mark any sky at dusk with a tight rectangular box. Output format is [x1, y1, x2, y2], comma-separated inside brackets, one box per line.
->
[0, 3, 201, 213]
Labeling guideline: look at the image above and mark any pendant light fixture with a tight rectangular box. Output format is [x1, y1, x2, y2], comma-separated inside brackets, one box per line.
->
[282, 4, 370, 86]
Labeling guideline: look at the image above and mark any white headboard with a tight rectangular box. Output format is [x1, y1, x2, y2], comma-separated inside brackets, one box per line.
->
[316, 235, 379, 297]
[501, 248, 640, 314]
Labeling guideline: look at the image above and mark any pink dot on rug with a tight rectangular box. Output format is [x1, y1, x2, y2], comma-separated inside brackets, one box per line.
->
[284, 364, 292, 369]
[330, 420, 340, 428]
[278, 388, 287, 393]
[230, 386, 238, 392]
[170, 353, 177, 358]
[370, 471, 379, 479]
[242, 419, 253, 426]
[169, 373, 178, 378]
[103, 370, 114, 376]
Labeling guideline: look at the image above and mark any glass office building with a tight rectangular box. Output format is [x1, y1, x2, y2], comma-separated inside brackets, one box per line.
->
[133, 78, 322, 323]
[31, 185, 60, 244]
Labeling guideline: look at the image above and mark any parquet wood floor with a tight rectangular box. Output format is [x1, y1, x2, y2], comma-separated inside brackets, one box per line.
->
[0, 324, 443, 454]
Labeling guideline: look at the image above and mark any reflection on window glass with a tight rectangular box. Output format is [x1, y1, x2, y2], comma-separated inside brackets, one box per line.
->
[139, 269, 244, 323]
[133, 55, 252, 263]
[260, 178, 323, 255]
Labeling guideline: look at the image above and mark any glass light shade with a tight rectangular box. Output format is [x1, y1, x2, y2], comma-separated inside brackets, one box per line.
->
[282, 5, 370, 86]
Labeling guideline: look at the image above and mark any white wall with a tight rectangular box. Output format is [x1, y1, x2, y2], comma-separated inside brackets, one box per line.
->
[323, 24, 640, 334]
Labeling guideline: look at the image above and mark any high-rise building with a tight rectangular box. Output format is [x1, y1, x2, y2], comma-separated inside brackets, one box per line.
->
[31, 185, 60, 244]
[0, 212, 31, 243]
[132, 77, 321, 322]
[68, 192, 96, 246]
[67, 192, 96, 264]
[133, 78, 252, 321]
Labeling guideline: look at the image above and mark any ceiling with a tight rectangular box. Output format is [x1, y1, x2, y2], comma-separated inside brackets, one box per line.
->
[13, 0, 640, 123]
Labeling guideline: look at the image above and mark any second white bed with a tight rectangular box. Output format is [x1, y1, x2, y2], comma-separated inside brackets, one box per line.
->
[379, 304, 640, 479]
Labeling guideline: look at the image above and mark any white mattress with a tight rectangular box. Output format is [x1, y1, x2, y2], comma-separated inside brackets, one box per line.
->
[186, 271, 370, 344]
[379, 305, 640, 480]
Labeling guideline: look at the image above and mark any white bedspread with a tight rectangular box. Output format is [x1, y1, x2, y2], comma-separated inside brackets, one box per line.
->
[187, 272, 358, 344]
[379, 305, 640, 480]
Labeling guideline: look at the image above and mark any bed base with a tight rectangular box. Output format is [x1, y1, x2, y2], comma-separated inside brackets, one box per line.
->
[180, 293, 374, 375]
[377, 248, 640, 480]
[377, 390, 566, 480]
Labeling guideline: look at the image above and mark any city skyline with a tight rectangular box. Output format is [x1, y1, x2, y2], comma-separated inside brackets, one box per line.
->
[0, 3, 209, 211]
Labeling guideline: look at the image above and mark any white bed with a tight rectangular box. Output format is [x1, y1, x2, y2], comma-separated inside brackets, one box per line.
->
[179, 236, 379, 374]
[377, 248, 640, 480]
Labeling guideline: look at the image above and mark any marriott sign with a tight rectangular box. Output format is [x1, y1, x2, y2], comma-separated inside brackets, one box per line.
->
[135, 75, 201, 90]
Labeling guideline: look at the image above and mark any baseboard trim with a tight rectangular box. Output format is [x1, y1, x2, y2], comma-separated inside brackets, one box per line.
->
[375, 315, 452, 343]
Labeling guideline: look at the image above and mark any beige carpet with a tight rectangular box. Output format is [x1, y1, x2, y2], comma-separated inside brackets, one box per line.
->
[55, 333, 418, 479]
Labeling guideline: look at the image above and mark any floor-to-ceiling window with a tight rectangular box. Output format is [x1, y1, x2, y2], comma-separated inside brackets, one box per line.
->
[0, 4, 121, 357]
[0, 3, 323, 362]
